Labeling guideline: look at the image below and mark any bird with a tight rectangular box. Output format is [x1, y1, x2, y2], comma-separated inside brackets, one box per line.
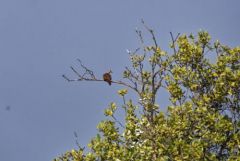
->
[103, 70, 112, 85]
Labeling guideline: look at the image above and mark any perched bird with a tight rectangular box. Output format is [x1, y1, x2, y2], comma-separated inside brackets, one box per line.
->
[103, 70, 112, 85]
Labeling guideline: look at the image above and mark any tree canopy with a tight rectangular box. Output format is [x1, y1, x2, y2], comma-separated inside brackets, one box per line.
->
[55, 25, 240, 161]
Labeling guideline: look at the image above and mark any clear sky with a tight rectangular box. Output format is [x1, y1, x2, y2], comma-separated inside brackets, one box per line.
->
[0, 0, 239, 161]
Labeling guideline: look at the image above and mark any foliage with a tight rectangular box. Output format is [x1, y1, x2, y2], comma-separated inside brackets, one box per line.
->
[55, 27, 240, 161]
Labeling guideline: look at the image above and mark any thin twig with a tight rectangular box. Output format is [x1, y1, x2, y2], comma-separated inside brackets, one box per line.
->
[112, 115, 124, 128]
[73, 131, 85, 150]
[141, 19, 158, 48]
[63, 72, 141, 95]
[170, 32, 180, 55]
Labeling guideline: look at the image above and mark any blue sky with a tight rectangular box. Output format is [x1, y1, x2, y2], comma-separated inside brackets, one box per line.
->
[0, 0, 239, 161]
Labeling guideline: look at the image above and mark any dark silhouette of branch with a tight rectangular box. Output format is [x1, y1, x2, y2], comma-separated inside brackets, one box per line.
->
[141, 19, 158, 48]
[170, 32, 180, 55]
[62, 60, 141, 95]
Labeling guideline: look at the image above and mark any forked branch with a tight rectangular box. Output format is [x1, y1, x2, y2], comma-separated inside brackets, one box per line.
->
[62, 59, 141, 95]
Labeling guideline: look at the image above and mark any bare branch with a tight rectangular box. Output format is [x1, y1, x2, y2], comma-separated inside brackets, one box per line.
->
[124, 67, 139, 91]
[141, 19, 158, 48]
[77, 59, 96, 79]
[112, 115, 124, 128]
[170, 32, 180, 55]
[62, 74, 75, 82]
[70, 66, 81, 78]
[135, 28, 144, 45]
[73, 131, 85, 150]
[112, 80, 140, 95]
[63, 60, 141, 95]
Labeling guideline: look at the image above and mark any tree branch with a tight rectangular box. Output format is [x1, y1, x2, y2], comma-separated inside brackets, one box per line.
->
[63, 60, 141, 95]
